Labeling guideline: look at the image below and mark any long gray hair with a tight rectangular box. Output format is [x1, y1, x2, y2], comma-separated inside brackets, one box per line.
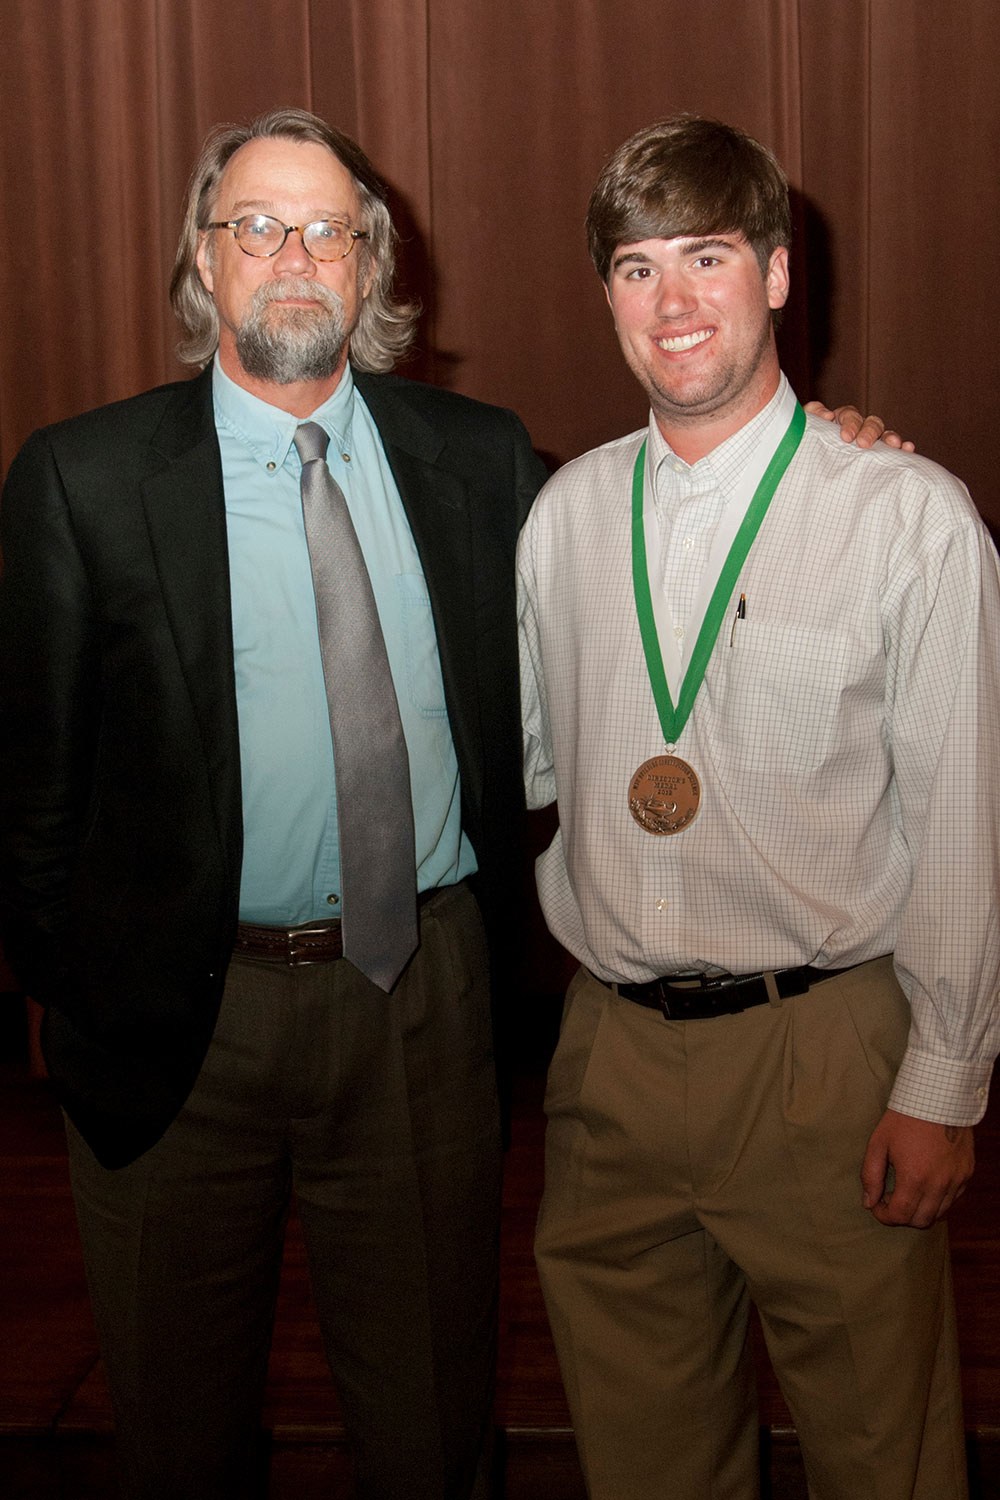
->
[169, 107, 418, 371]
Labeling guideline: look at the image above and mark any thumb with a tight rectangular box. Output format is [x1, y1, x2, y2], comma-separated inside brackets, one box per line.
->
[860, 1127, 889, 1209]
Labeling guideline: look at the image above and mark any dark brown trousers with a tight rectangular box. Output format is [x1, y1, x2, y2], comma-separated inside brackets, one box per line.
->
[67, 883, 502, 1500]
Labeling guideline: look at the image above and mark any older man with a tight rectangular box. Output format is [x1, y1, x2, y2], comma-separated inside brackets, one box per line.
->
[519, 116, 1000, 1499]
[0, 108, 546, 1499]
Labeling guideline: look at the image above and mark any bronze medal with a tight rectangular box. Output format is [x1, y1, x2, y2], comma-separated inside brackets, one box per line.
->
[628, 754, 701, 835]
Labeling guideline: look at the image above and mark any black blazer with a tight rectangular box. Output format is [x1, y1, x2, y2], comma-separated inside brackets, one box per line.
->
[0, 366, 547, 1166]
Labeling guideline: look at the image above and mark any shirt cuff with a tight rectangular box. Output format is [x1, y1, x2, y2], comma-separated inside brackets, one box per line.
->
[888, 1047, 993, 1126]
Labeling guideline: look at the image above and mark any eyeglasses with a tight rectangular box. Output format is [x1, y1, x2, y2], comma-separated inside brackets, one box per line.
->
[205, 214, 369, 262]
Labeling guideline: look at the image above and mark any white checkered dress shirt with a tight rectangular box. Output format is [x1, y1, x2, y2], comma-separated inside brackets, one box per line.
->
[518, 382, 1000, 1125]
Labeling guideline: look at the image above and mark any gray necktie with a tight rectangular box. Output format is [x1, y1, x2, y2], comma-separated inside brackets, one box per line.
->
[294, 421, 418, 991]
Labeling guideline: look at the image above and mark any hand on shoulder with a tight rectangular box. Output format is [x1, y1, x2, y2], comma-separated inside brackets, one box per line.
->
[804, 400, 916, 452]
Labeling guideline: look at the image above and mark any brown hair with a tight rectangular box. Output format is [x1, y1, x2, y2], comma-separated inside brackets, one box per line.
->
[586, 116, 791, 283]
[169, 107, 418, 370]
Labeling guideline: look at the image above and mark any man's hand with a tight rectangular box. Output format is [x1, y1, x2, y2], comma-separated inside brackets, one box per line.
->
[804, 400, 916, 452]
[861, 1108, 974, 1227]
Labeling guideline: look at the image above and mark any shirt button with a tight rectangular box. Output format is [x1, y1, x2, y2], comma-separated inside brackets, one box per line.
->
[673, 626, 684, 639]
[327, 893, 340, 906]
[977, 1086, 987, 1099]
[341, 452, 351, 463]
[266, 461, 277, 471]
[655, 898, 669, 912]
[682, 536, 694, 551]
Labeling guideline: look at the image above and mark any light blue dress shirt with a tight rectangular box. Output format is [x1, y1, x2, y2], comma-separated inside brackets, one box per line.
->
[213, 358, 476, 925]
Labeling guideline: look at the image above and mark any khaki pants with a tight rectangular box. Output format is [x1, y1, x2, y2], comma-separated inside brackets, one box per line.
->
[536, 959, 968, 1500]
[67, 883, 501, 1500]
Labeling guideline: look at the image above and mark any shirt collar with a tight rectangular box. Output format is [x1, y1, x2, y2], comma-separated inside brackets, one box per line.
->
[211, 355, 357, 472]
[647, 374, 789, 497]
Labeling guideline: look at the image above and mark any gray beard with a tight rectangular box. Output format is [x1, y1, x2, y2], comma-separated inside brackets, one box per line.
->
[234, 278, 348, 384]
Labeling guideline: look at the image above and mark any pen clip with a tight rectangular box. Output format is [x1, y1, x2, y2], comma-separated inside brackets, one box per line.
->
[729, 592, 746, 648]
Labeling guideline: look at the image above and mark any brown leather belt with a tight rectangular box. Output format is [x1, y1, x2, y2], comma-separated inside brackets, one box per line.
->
[234, 918, 344, 965]
[615, 964, 855, 1021]
[233, 889, 443, 967]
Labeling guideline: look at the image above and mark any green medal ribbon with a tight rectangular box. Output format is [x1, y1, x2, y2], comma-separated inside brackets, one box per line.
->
[631, 401, 806, 745]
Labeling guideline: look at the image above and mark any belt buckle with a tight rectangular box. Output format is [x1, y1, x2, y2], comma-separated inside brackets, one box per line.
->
[286, 922, 336, 965]
[656, 972, 715, 1020]
[656, 971, 740, 1020]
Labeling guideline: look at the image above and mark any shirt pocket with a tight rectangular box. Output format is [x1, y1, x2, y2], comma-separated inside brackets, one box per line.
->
[395, 572, 449, 718]
[712, 618, 873, 779]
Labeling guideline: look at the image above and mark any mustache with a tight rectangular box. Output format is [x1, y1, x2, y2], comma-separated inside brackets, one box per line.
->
[250, 277, 345, 315]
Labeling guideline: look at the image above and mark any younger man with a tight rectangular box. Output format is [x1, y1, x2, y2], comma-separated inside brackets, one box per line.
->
[519, 116, 1000, 1499]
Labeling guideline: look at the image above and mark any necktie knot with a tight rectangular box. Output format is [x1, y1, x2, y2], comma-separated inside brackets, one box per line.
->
[294, 421, 330, 466]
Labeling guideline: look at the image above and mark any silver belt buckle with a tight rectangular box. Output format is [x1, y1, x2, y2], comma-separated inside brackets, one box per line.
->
[286, 922, 338, 964]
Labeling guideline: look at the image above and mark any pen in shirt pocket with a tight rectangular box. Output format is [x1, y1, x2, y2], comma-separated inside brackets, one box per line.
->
[729, 592, 747, 648]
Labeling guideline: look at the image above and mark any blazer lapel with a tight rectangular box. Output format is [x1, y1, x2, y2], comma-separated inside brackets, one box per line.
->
[139, 369, 242, 875]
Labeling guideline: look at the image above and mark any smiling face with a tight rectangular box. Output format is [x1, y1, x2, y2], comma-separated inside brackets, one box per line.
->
[606, 232, 789, 461]
[196, 136, 374, 407]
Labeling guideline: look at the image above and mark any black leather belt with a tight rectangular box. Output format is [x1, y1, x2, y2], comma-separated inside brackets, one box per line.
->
[615, 964, 854, 1020]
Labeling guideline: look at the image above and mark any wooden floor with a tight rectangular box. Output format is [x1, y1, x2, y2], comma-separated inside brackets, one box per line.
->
[2, 1002, 1000, 1499]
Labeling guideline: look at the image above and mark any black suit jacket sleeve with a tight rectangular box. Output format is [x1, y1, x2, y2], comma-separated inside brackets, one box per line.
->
[0, 372, 242, 1160]
[0, 426, 103, 1004]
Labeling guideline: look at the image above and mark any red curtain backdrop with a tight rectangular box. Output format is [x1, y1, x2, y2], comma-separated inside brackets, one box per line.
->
[1, 0, 997, 524]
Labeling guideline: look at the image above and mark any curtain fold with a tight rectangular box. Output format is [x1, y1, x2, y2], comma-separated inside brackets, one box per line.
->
[1, 0, 996, 523]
